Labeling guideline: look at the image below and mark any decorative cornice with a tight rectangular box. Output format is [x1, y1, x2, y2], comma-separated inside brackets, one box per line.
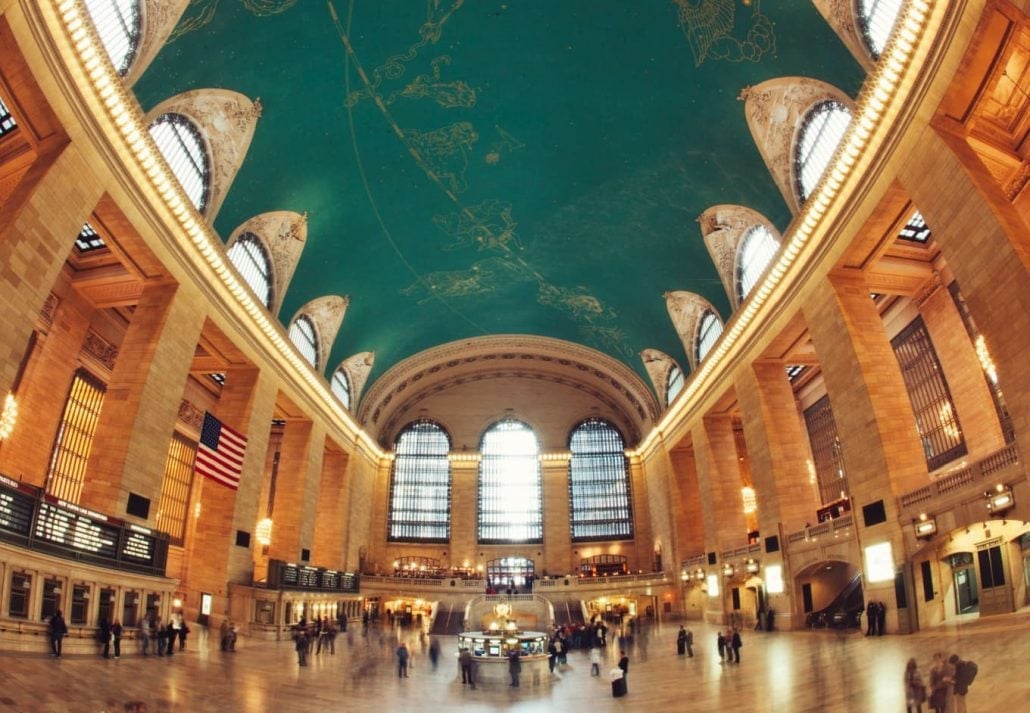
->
[81, 329, 118, 371]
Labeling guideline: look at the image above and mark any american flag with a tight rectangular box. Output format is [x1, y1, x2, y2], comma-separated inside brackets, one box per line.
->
[195, 412, 247, 490]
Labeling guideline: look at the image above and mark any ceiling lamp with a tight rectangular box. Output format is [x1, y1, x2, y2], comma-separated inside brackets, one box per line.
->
[985, 484, 1014, 515]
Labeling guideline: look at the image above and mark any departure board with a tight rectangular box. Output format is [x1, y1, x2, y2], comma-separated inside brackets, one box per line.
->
[0, 476, 168, 574]
[269, 559, 359, 592]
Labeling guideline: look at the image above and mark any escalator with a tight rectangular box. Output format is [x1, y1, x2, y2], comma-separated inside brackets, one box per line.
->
[552, 599, 586, 627]
[806, 574, 864, 629]
[429, 601, 466, 635]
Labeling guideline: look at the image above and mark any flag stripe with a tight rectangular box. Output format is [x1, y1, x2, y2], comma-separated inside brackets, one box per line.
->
[195, 412, 247, 491]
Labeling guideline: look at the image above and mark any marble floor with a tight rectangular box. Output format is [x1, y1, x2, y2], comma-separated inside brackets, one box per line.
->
[2, 610, 1028, 712]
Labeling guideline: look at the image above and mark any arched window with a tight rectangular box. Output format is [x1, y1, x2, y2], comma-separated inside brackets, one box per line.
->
[84, 0, 142, 76]
[288, 315, 319, 369]
[389, 420, 451, 542]
[666, 364, 684, 406]
[0, 94, 16, 137]
[331, 368, 352, 409]
[148, 113, 210, 212]
[226, 233, 273, 308]
[736, 225, 779, 302]
[795, 101, 852, 202]
[695, 309, 724, 364]
[478, 419, 542, 544]
[568, 419, 633, 541]
[857, 0, 904, 59]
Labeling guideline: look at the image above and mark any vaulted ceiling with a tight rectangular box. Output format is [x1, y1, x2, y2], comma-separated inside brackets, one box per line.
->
[133, 1, 863, 394]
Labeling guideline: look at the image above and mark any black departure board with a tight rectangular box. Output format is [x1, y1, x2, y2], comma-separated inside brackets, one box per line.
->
[0, 474, 34, 537]
[0, 475, 168, 574]
[268, 559, 359, 592]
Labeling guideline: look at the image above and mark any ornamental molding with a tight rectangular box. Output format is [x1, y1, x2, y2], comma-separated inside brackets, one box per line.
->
[811, 0, 876, 73]
[39, 292, 60, 328]
[664, 291, 720, 371]
[740, 77, 856, 215]
[640, 348, 677, 409]
[291, 295, 348, 372]
[178, 398, 205, 432]
[226, 211, 307, 315]
[81, 328, 118, 371]
[697, 205, 781, 311]
[337, 351, 375, 411]
[359, 335, 659, 441]
[125, 1, 192, 87]
[144, 88, 261, 223]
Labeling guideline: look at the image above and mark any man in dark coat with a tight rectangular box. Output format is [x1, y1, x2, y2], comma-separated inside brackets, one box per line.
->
[865, 601, 876, 636]
[731, 628, 742, 663]
[508, 649, 522, 687]
[99, 618, 112, 659]
[49, 610, 68, 657]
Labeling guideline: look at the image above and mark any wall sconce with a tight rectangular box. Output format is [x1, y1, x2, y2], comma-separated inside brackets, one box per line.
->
[985, 484, 1014, 514]
[745, 558, 760, 574]
[722, 563, 735, 577]
[694, 569, 705, 581]
[914, 513, 937, 539]
[680, 571, 689, 581]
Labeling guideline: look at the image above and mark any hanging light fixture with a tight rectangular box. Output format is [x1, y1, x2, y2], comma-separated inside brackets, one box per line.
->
[256, 517, 273, 546]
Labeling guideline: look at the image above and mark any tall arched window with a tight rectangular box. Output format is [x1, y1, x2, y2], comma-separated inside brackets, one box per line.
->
[84, 0, 142, 76]
[389, 420, 451, 542]
[666, 363, 684, 406]
[568, 419, 633, 541]
[0, 94, 16, 137]
[478, 419, 542, 544]
[227, 233, 273, 308]
[696, 309, 724, 364]
[288, 315, 319, 369]
[795, 101, 852, 202]
[736, 225, 779, 302]
[148, 113, 210, 212]
[331, 368, 352, 409]
[857, 0, 904, 59]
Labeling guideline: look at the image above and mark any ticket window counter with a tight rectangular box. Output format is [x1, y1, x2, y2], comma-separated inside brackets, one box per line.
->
[8, 572, 31, 619]
[41, 579, 61, 622]
[122, 592, 140, 628]
[255, 600, 276, 625]
[70, 585, 89, 625]
[97, 588, 115, 625]
[145, 593, 161, 622]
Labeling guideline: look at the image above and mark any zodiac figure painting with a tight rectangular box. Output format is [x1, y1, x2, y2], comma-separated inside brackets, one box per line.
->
[171, 0, 299, 42]
[433, 200, 520, 252]
[674, 0, 776, 67]
[404, 122, 479, 196]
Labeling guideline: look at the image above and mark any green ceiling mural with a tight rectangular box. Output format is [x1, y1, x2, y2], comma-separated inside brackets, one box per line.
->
[134, 0, 864, 393]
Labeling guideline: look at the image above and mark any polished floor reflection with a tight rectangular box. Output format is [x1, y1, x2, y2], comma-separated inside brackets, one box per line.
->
[4, 610, 1028, 712]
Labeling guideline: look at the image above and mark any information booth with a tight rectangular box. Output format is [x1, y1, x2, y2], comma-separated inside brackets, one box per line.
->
[456, 602, 551, 686]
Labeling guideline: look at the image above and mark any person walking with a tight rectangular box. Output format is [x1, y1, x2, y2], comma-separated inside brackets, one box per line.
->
[677, 626, 687, 655]
[99, 618, 112, 659]
[428, 637, 439, 670]
[948, 654, 977, 713]
[396, 642, 410, 677]
[589, 645, 601, 676]
[165, 620, 176, 656]
[617, 650, 629, 691]
[295, 628, 308, 667]
[730, 628, 742, 663]
[508, 649, 522, 687]
[139, 617, 151, 656]
[717, 631, 726, 663]
[459, 647, 475, 687]
[904, 657, 927, 713]
[684, 626, 694, 657]
[48, 610, 68, 658]
[928, 652, 954, 713]
[111, 620, 123, 659]
[176, 617, 189, 651]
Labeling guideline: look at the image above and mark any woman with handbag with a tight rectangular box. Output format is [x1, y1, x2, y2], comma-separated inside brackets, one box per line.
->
[904, 658, 927, 713]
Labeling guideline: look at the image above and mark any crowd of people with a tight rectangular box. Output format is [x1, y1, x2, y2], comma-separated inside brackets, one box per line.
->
[904, 652, 978, 713]
[48, 611, 191, 659]
[291, 615, 345, 666]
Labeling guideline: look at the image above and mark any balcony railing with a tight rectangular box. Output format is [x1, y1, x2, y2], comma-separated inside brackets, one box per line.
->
[899, 442, 1020, 512]
[787, 513, 855, 545]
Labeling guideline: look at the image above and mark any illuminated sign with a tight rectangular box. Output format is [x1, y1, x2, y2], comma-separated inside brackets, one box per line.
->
[864, 542, 895, 583]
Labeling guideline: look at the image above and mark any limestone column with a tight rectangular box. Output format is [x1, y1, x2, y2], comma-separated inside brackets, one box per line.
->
[803, 272, 928, 515]
[448, 458, 478, 573]
[541, 455, 571, 575]
[80, 281, 205, 517]
[693, 415, 749, 551]
[736, 360, 820, 535]
[311, 446, 350, 568]
[898, 123, 1030, 459]
[668, 446, 705, 559]
[626, 455, 655, 571]
[266, 419, 324, 562]
[183, 365, 274, 617]
[0, 144, 102, 392]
